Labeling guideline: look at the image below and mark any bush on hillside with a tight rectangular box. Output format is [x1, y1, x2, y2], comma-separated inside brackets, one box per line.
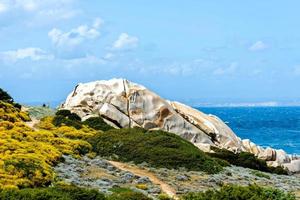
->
[52, 110, 82, 129]
[53, 110, 114, 131]
[207, 147, 288, 175]
[0, 88, 14, 104]
[0, 88, 22, 109]
[0, 105, 97, 188]
[83, 117, 114, 131]
[55, 110, 81, 121]
[88, 128, 228, 174]
[0, 101, 30, 122]
[0, 186, 105, 200]
[181, 184, 296, 200]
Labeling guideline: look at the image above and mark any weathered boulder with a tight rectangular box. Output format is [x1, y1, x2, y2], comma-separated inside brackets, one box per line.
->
[257, 147, 276, 161]
[61, 78, 300, 173]
[283, 160, 300, 173]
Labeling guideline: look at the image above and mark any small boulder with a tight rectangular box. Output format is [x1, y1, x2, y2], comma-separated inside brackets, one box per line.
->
[175, 175, 189, 181]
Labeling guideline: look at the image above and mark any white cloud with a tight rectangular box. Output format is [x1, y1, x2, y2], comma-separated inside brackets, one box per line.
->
[48, 18, 102, 48]
[132, 59, 209, 76]
[36, 8, 79, 21]
[249, 41, 268, 51]
[0, 2, 8, 13]
[0, 0, 78, 23]
[63, 55, 106, 69]
[293, 65, 300, 76]
[93, 18, 103, 29]
[104, 53, 115, 60]
[16, 0, 38, 11]
[0, 47, 53, 62]
[10, 0, 74, 12]
[113, 33, 139, 50]
[213, 62, 238, 75]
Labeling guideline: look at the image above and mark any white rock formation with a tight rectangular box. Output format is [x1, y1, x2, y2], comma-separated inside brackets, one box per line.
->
[61, 78, 300, 173]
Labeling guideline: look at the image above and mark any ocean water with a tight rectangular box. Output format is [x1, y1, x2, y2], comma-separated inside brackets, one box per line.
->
[197, 107, 300, 155]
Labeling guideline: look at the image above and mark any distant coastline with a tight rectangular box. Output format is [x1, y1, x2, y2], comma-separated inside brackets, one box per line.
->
[192, 102, 300, 108]
[20, 100, 300, 109]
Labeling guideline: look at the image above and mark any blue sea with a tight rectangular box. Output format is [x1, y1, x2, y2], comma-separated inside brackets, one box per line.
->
[198, 107, 300, 155]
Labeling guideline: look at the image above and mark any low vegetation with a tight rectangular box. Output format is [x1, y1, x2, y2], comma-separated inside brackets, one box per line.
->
[53, 109, 114, 131]
[0, 186, 153, 200]
[182, 184, 296, 200]
[0, 100, 98, 188]
[0, 88, 21, 109]
[27, 106, 56, 120]
[52, 110, 83, 129]
[107, 187, 151, 200]
[207, 147, 288, 175]
[251, 170, 271, 179]
[83, 116, 114, 131]
[88, 128, 228, 174]
[0, 185, 105, 200]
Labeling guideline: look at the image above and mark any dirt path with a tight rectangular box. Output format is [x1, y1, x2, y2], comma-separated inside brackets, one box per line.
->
[108, 161, 178, 199]
[25, 118, 40, 130]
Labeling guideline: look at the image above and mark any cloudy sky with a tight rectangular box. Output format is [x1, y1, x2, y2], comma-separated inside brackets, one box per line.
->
[0, 0, 300, 106]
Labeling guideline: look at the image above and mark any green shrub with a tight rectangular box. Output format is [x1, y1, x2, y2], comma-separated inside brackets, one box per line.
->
[158, 193, 173, 200]
[182, 184, 296, 200]
[89, 128, 228, 174]
[0, 88, 22, 109]
[0, 88, 14, 104]
[52, 110, 82, 129]
[53, 110, 113, 131]
[55, 110, 74, 118]
[83, 117, 114, 131]
[4, 159, 51, 187]
[269, 165, 289, 175]
[107, 187, 151, 200]
[0, 186, 105, 200]
[207, 147, 288, 175]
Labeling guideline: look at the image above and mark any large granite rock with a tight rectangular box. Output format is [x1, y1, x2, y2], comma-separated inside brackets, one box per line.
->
[61, 78, 300, 173]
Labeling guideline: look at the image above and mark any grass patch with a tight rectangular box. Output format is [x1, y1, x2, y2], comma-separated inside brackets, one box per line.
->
[27, 106, 56, 120]
[251, 170, 271, 179]
[158, 193, 173, 200]
[182, 184, 296, 200]
[88, 128, 228, 174]
[107, 187, 151, 200]
[0, 185, 105, 200]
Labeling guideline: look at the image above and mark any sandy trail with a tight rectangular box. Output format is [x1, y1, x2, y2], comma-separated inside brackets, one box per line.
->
[108, 160, 178, 199]
[22, 107, 40, 130]
[25, 118, 39, 130]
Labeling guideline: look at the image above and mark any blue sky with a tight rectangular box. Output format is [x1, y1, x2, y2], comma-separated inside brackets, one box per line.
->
[0, 1, 300, 106]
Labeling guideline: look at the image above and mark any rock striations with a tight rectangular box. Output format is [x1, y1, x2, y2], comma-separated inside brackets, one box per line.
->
[61, 78, 300, 173]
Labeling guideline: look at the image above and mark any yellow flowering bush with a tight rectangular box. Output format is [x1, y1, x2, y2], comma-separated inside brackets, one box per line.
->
[0, 101, 99, 188]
